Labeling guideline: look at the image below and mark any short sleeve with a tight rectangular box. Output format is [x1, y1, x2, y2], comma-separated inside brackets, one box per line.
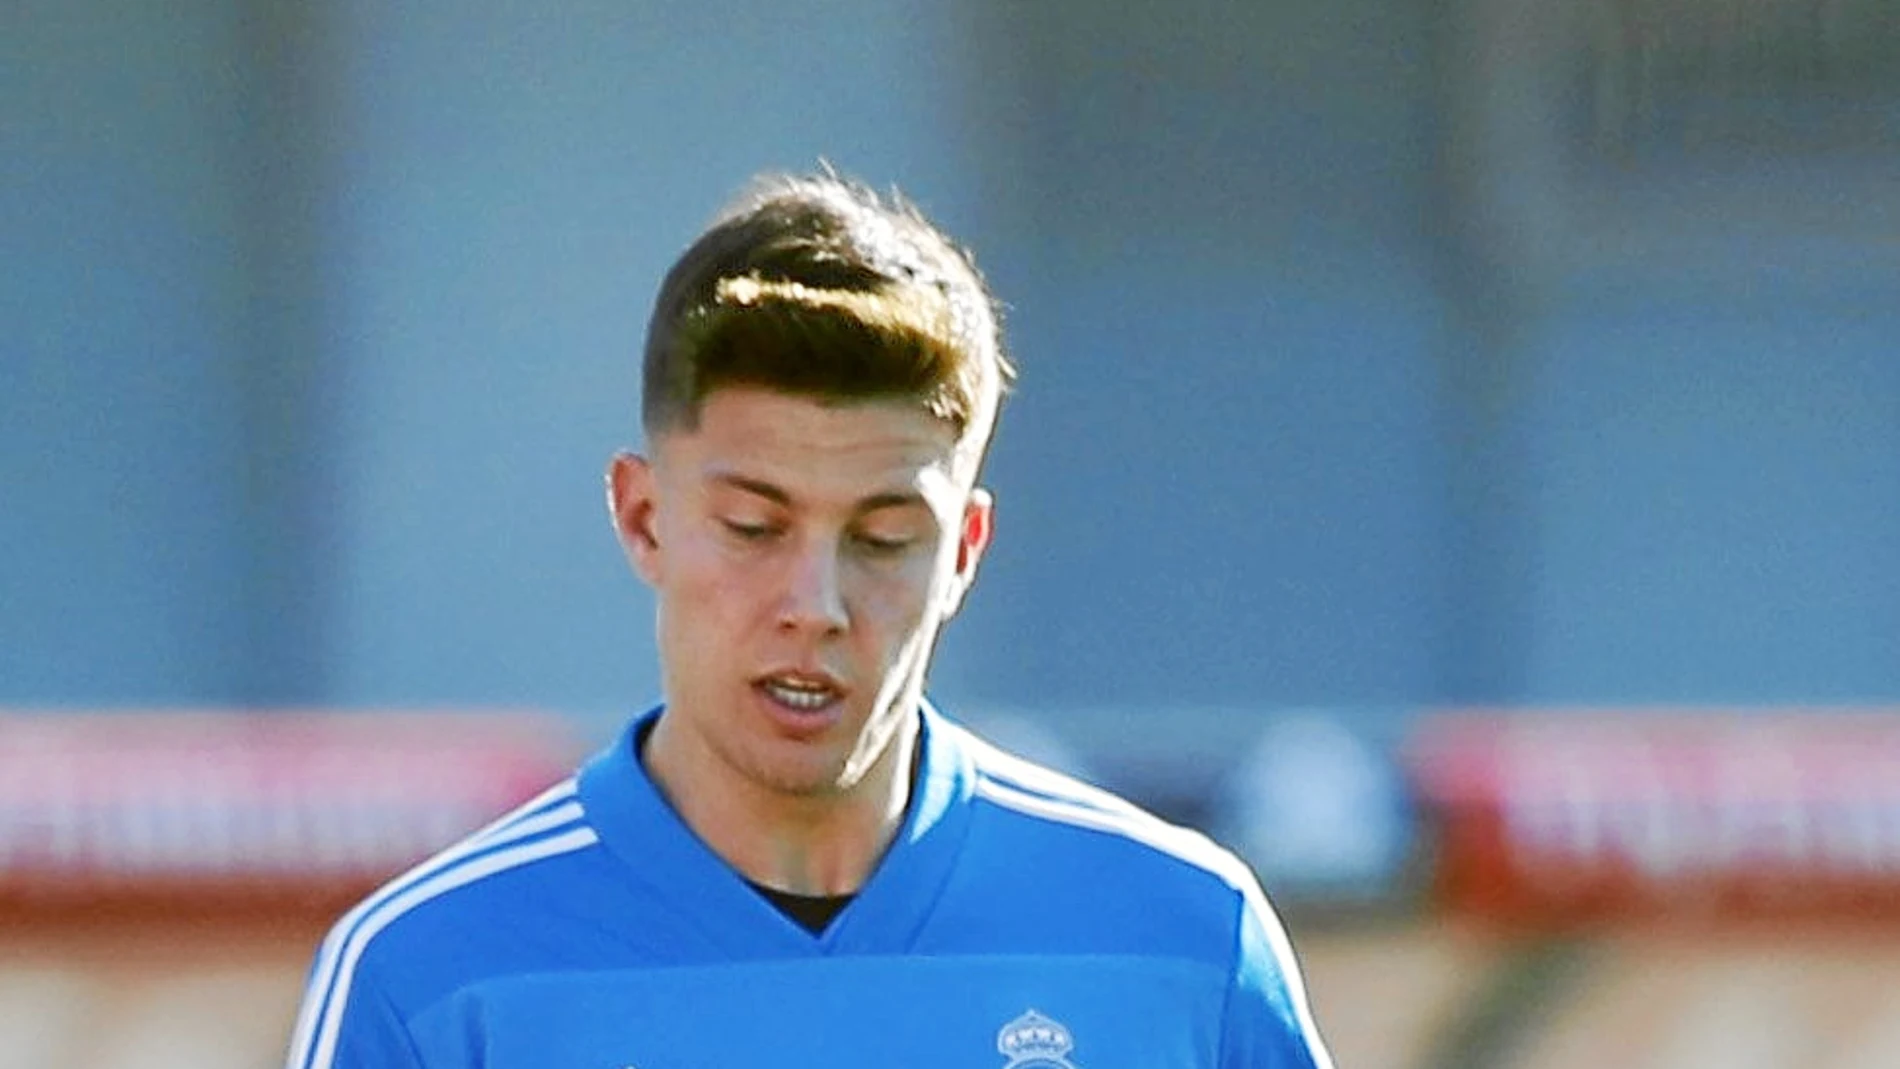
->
[1218, 883, 1334, 1069]
[283, 947, 430, 1069]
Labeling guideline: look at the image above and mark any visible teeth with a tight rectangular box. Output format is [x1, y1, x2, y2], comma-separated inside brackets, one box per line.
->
[764, 680, 833, 709]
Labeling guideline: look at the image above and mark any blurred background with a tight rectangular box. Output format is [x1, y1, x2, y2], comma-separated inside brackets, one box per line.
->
[5, 0, 1900, 1066]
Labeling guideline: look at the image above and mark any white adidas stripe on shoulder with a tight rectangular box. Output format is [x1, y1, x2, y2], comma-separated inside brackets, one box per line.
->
[972, 775, 1333, 1069]
[287, 777, 581, 1059]
[956, 724, 1148, 819]
[964, 724, 1267, 907]
[972, 775, 1243, 886]
[295, 825, 600, 1069]
[286, 777, 583, 1069]
[285, 778, 592, 1069]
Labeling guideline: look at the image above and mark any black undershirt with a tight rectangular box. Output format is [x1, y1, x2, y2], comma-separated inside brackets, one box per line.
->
[746, 881, 854, 934]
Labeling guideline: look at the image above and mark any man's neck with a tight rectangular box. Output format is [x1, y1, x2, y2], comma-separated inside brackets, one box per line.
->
[638, 714, 919, 897]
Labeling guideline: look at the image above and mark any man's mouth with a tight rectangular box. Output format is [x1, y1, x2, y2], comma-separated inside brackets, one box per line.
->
[756, 672, 844, 712]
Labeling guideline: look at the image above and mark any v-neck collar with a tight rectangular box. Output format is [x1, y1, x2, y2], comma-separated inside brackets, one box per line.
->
[577, 699, 975, 960]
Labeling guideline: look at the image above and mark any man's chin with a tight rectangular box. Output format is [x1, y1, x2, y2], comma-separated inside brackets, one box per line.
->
[750, 766, 854, 800]
[738, 745, 856, 798]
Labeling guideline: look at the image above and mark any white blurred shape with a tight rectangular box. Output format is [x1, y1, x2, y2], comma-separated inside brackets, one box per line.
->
[1218, 712, 1407, 889]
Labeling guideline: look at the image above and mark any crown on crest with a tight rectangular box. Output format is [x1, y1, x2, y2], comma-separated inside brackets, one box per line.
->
[996, 1010, 1074, 1061]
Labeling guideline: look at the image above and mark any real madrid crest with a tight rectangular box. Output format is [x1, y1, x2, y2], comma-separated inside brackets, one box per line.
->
[996, 1010, 1079, 1069]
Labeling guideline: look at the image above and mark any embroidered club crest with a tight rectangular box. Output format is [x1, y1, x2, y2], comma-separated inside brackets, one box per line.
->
[997, 1010, 1079, 1069]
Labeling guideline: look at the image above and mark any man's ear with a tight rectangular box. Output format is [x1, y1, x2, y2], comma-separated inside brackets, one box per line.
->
[944, 487, 995, 617]
[607, 451, 662, 585]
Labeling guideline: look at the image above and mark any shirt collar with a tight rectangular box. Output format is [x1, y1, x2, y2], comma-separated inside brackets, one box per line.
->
[576, 697, 974, 957]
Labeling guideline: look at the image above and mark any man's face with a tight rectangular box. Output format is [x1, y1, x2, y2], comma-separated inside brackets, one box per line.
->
[608, 386, 993, 800]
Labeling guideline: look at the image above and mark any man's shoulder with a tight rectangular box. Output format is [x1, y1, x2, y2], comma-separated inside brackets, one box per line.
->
[955, 725, 1261, 910]
[309, 778, 608, 1008]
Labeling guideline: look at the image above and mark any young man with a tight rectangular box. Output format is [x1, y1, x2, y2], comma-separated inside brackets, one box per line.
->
[284, 171, 1334, 1069]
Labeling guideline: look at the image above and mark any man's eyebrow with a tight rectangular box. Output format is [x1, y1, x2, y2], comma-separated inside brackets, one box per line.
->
[709, 472, 791, 506]
[709, 473, 930, 514]
[856, 491, 930, 513]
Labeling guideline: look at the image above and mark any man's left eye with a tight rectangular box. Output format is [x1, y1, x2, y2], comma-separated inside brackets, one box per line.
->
[853, 532, 914, 554]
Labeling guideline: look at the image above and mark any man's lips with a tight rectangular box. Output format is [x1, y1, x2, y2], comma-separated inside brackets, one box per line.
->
[754, 670, 847, 713]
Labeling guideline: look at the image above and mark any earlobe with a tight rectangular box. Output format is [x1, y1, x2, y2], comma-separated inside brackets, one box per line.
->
[606, 452, 662, 584]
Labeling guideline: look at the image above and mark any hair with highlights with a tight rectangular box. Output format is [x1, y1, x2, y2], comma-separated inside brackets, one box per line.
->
[641, 170, 1014, 460]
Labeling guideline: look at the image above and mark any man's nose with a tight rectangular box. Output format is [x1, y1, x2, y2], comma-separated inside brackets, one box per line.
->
[778, 543, 848, 634]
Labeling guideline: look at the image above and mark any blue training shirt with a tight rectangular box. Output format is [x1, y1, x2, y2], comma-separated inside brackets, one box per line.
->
[284, 702, 1334, 1069]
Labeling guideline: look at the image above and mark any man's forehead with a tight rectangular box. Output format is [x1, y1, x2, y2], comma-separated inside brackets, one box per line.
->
[655, 390, 972, 482]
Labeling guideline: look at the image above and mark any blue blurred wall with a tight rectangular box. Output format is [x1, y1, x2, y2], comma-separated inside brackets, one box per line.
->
[5, 0, 1898, 713]
[4, 0, 256, 702]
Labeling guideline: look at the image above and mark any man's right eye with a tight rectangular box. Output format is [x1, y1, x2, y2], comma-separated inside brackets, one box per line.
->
[721, 520, 776, 541]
